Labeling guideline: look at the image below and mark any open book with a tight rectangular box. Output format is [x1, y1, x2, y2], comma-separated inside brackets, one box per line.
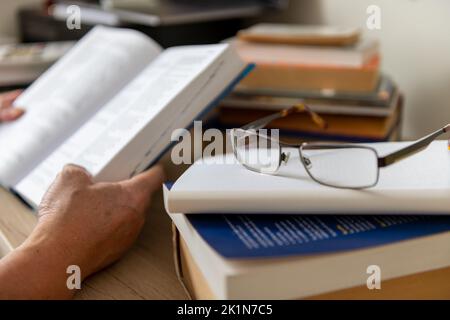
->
[164, 141, 450, 215]
[0, 26, 249, 208]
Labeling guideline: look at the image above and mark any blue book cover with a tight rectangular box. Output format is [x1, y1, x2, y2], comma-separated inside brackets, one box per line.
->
[187, 214, 450, 259]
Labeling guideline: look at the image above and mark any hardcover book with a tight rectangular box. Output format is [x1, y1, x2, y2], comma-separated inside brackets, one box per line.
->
[0, 26, 249, 208]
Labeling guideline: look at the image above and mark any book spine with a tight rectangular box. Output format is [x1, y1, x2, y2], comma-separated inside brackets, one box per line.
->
[238, 61, 380, 93]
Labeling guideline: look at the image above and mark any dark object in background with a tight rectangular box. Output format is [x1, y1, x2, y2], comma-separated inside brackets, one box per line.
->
[18, 0, 287, 47]
[19, 8, 92, 43]
[51, 0, 287, 27]
[19, 7, 246, 46]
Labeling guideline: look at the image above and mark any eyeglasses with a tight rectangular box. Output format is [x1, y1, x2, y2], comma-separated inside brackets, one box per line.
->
[230, 104, 450, 189]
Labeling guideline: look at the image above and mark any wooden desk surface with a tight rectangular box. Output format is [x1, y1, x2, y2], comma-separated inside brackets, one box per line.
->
[0, 155, 189, 300]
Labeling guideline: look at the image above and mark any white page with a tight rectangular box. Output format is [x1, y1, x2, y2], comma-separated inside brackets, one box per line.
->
[165, 141, 450, 214]
[0, 26, 162, 186]
[15, 44, 238, 207]
[135, 48, 247, 176]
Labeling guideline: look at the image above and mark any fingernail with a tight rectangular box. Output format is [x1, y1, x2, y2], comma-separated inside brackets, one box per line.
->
[0, 108, 25, 121]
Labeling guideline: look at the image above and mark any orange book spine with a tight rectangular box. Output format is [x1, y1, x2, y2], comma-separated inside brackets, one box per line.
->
[238, 57, 380, 93]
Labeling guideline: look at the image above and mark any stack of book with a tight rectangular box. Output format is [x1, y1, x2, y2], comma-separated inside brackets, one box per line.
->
[171, 213, 450, 299]
[219, 24, 403, 142]
[165, 142, 450, 299]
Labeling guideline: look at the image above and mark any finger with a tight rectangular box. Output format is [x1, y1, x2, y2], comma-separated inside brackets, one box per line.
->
[38, 164, 93, 213]
[119, 165, 165, 206]
[58, 164, 93, 187]
[0, 108, 25, 122]
[121, 165, 165, 195]
[0, 90, 23, 109]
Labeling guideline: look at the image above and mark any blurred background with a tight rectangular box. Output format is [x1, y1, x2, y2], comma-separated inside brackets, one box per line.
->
[1, 0, 449, 140]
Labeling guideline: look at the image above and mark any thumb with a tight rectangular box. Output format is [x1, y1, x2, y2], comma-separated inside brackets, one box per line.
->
[120, 165, 166, 204]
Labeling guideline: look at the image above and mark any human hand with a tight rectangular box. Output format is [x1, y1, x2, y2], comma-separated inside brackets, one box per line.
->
[32, 164, 165, 277]
[0, 90, 24, 122]
[2, 164, 165, 300]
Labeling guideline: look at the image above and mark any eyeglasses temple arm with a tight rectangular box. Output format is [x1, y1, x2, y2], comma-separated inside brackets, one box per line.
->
[378, 124, 450, 167]
[242, 112, 284, 130]
[241, 104, 327, 131]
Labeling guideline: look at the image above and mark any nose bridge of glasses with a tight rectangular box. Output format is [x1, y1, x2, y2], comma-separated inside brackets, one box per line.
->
[280, 151, 290, 164]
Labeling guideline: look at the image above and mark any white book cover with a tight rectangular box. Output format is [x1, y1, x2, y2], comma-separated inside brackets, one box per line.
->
[164, 141, 450, 215]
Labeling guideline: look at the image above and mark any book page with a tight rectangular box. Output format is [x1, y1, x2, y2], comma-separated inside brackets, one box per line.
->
[15, 44, 234, 207]
[0, 26, 162, 186]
